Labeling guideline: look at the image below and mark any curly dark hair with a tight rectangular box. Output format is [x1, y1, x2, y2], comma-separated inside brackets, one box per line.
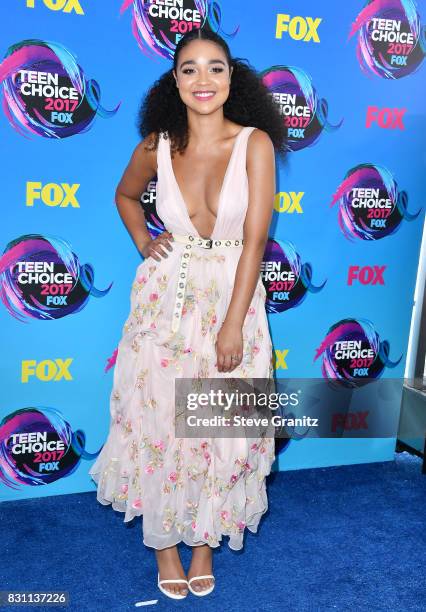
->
[137, 28, 288, 161]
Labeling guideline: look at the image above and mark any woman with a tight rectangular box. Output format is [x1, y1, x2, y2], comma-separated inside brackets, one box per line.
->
[89, 27, 287, 599]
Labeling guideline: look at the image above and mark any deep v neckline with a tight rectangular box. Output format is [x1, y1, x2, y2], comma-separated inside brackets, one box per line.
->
[166, 126, 247, 240]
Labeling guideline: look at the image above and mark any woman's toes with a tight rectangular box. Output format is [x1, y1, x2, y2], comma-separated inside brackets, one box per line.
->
[191, 578, 212, 592]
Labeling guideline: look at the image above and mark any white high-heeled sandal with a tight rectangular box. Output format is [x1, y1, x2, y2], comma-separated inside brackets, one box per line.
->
[157, 573, 189, 599]
[187, 574, 215, 596]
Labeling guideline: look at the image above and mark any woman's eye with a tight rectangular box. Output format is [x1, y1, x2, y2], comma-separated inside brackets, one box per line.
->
[181, 67, 224, 74]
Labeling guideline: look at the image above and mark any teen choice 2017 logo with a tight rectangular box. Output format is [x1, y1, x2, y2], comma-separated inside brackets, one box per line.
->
[0, 234, 112, 322]
[140, 178, 166, 239]
[261, 65, 343, 152]
[349, 0, 426, 79]
[330, 163, 422, 241]
[314, 318, 402, 382]
[120, 0, 239, 60]
[0, 406, 101, 489]
[0, 39, 120, 138]
[261, 238, 326, 314]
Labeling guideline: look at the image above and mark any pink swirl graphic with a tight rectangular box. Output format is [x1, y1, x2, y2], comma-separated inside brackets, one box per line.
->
[348, 0, 426, 79]
[0, 234, 113, 322]
[120, 0, 239, 60]
[0, 39, 120, 138]
[0, 407, 101, 489]
[330, 163, 422, 241]
[262, 239, 326, 314]
[261, 66, 342, 152]
[314, 318, 402, 382]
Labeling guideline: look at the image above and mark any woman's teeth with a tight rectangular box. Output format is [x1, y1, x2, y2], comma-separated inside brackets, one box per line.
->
[193, 92, 215, 99]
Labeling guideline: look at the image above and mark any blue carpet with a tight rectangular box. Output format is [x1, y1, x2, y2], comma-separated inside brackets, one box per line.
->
[1, 451, 425, 612]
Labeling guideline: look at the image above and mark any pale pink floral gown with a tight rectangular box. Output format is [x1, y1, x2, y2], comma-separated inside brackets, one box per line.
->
[89, 126, 276, 550]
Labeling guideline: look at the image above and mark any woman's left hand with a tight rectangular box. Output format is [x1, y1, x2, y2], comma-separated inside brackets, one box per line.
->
[215, 320, 243, 372]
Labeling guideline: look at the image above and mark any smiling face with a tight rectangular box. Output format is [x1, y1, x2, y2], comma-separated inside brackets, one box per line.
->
[173, 39, 233, 115]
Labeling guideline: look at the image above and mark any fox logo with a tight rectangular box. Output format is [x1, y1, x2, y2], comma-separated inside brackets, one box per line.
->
[26, 0, 84, 14]
[26, 182, 80, 207]
[276, 14, 322, 42]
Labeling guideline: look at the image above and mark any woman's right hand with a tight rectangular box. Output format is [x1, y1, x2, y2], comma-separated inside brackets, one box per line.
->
[141, 231, 174, 261]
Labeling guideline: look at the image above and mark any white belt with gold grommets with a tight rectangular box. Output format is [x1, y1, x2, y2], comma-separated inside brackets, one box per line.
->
[170, 232, 244, 333]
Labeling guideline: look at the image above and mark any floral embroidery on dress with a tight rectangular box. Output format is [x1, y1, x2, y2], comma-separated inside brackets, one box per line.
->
[160, 333, 194, 372]
[141, 436, 165, 474]
[179, 275, 220, 335]
[135, 368, 149, 389]
[162, 439, 184, 493]
[219, 505, 247, 535]
[196, 355, 211, 379]
[180, 277, 197, 318]
[131, 273, 169, 326]
[143, 397, 157, 410]
[190, 252, 226, 264]
[132, 264, 158, 294]
[122, 420, 133, 435]
[129, 439, 138, 463]
[162, 507, 177, 532]
[200, 278, 221, 336]
[203, 531, 219, 546]
[186, 499, 199, 531]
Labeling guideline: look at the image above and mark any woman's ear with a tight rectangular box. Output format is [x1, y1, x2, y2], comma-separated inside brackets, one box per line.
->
[172, 70, 178, 88]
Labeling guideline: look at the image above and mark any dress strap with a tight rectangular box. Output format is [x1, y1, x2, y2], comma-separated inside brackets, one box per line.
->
[156, 131, 168, 180]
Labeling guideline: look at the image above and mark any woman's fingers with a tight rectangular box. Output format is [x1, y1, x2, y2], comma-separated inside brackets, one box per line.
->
[148, 248, 161, 261]
[216, 350, 242, 372]
[148, 233, 174, 260]
[152, 243, 169, 258]
[224, 354, 234, 372]
[216, 351, 225, 372]
[162, 232, 174, 250]
[231, 354, 243, 370]
[157, 232, 174, 255]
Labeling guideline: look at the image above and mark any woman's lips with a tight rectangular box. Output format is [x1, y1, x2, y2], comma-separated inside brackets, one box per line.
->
[192, 91, 216, 101]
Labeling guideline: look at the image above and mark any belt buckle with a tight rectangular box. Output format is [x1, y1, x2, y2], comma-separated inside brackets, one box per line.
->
[205, 238, 213, 249]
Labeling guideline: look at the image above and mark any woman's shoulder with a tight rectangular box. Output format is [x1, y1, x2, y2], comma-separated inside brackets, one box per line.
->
[140, 131, 163, 150]
[128, 132, 161, 176]
[245, 126, 274, 150]
[230, 123, 272, 144]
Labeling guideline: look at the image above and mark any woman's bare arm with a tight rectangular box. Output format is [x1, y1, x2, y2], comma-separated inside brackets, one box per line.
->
[225, 128, 275, 326]
[115, 133, 160, 255]
[215, 128, 275, 372]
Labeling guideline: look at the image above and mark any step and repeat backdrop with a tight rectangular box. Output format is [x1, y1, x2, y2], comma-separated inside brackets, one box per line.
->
[1, 1, 425, 502]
